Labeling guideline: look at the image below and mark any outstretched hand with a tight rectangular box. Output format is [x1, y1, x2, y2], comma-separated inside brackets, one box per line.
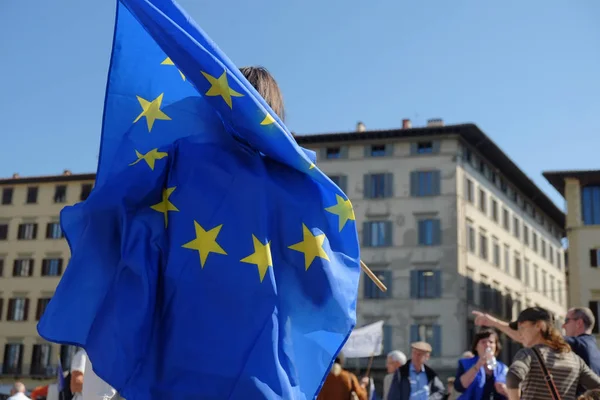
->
[472, 310, 496, 327]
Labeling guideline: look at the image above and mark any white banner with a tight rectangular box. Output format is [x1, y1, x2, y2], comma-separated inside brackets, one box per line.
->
[342, 320, 384, 358]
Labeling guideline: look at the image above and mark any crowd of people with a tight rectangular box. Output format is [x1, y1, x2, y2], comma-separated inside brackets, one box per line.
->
[318, 306, 600, 400]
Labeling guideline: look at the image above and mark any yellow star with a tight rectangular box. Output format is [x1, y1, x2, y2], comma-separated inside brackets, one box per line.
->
[240, 235, 273, 282]
[133, 93, 171, 132]
[182, 221, 228, 268]
[309, 163, 316, 170]
[288, 224, 330, 270]
[161, 57, 186, 80]
[150, 187, 179, 227]
[129, 148, 168, 170]
[325, 195, 356, 231]
[260, 113, 275, 126]
[201, 70, 244, 109]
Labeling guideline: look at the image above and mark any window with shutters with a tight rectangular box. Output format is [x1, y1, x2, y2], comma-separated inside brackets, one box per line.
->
[542, 271, 548, 296]
[479, 233, 488, 260]
[589, 301, 599, 334]
[410, 323, 441, 357]
[479, 189, 486, 213]
[504, 245, 510, 274]
[60, 345, 77, 369]
[13, 259, 33, 277]
[549, 246, 554, 265]
[1, 187, 13, 205]
[533, 265, 539, 291]
[418, 219, 441, 246]
[465, 179, 474, 203]
[363, 270, 392, 299]
[410, 270, 442, 299]
[54, 185, 67, 203]
[0, 258, 4, 277]
[0, 223, 7, 240]
[30, 344, 52, 376]
[42, 258, 63, 276]
[513, 217, 520, 239]
[532, 232, 538, 252]
[504, 290, 513, 320]
[557, 280, 563, 305]
[383, 324, 393, 353]
[7, 298, 29, 321]
[410, 171, 441, 197]
[514, 254, 522, 280]
[557, 250, 562, 270]
[3, 343, 23, 374]
[493, 282, 503, 315]
[364, 173, 393, 199]
[590, 249, 599, 268]
[467, 224, 475, 253]
[365, 144, 393, 157]
[503, 209, 510, 231]
[80, 183, 93, 201]
[466, 268, 475, 305]
[524, 259, 530, 286]
[491, 199, 498, 222]
[480, 277, 492, 311]
[46, 222, 63, 239]
[550, 276, 555, 302]
[493, 241, 500, 267]
[17, 223, 37, 240]
[328, 175, 347, 193]
[410, 141, 440, 155]
[581, 186, 600, 225]
[323, 147, 347, 160]
[36, 298, 51, 320]
[363, 221, 392, 247]
[523, 225, 529, 246]
[26, 187, 38, 204]
[541, 239, 547, 259]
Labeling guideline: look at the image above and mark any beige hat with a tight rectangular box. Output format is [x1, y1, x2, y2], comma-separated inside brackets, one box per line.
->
[411, 341, 433, 353]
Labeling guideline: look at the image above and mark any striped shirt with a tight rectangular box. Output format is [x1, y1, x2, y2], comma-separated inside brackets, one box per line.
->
[506, 344, 600, 400]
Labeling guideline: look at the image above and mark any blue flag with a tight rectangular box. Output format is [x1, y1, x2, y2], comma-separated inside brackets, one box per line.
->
[57, 358, 65, 391]
[37, 0, 361, 399]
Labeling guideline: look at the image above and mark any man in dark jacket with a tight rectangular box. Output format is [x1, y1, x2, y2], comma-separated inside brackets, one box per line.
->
[387, 341, 447, 400]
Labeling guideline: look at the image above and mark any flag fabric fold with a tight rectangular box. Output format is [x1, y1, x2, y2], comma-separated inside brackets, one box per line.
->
[37, 0, 361, 399]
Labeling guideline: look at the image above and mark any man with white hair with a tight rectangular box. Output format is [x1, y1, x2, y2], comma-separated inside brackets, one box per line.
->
[7, 381, 31, 400]
[383, 350, 407, 400]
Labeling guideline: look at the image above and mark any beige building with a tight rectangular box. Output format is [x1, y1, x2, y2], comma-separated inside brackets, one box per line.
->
[544, 170, 600, 337]
[0, 121, 567, 385]
[297, 120, 567, 377]
[0, 171, 94, 386]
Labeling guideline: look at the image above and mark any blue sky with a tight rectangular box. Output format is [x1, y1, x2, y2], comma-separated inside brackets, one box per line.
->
[1, 0, 599, 208]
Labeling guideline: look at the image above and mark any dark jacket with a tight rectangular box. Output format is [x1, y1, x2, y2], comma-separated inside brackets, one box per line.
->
[387, 360, 447, 400]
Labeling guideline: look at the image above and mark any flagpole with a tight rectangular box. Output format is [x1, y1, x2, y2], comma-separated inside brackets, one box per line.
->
[360, 260, 387, 292]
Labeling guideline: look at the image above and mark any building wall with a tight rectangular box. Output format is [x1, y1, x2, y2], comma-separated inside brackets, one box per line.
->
[0, 175, 93, 385]
[564, 177, 600, 331]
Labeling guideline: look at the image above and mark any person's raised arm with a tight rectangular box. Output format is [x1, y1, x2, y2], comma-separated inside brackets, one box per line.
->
[472, 311, 523, 343]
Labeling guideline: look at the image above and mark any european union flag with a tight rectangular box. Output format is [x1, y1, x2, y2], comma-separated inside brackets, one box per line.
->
[37, 0, 361, 399]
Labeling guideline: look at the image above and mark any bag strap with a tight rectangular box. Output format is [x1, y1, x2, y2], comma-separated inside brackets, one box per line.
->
[531, 347, 562, 400]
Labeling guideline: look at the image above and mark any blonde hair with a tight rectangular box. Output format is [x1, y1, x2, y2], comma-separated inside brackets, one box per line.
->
[239, 66, 285, 121]
[541, 322, 571, 353]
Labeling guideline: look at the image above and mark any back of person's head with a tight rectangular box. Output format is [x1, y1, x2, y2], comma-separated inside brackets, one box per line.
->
[11, 381, 26, 394]
[334, 352, 345, 366]
[239, 66, 285, 122]
[570, 307, 596, 333]
[387, 350, 407, 365]
[578, 388, 600, 400]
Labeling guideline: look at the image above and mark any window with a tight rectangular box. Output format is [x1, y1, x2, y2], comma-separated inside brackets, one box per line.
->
[513, 217, 520, 239]
[60, 345, 77, 369]
[1, 188, 13, 205]
[533, 265, 539, 290]
[589, 301, 599, 334]
[466, 268, 475, 304]
[80, 183, 93, 201]
[411, 141, 439, 155]
[3, 344, 23, 374]
[42, 258, 63, 276]
[411, 270, 442, 299]
[549, 246, 554, 265]
[328, 175, 347, 193]
[524, 259, 530, 287]
[557, 281, 563, 305]
[491, 199, 498, 222]
[504, 290, 513, 320]
[26, 186, 38, 204]
[514, 255, 522, 280]
[7, 298, 29, 321]
[0, 224, 7, 240]
[36, 298, 51, 320]
[369, 144, 386, 157]
[410, 323, 441, 357]
[364, 270, 392, 299]
[550, 276, 555, 302]
[582, 186, 600, 225]
[363, 221, 392, 247]
[542, 271, 548, 296]
[557, 250, 562, 270]
[479, 233, 488, 260]
[54, 185, 67, 203]
[325, 147, 343, 159]
[13, 259, 33, 277]
[523, 225, 529, 246]
[480, 276, 491, 310]
[418, 219, 441, 246]
[532, 232, 538, 252]
[17, 223, 37, 240]
[0, 258, 4, 277]
[503, 209, 510, 231]
[465, 179, 474, 203]
[493, 282, 503, 315]
[46, 222, 63, 239]
[364, 173, 393, 199]
[30, 344, 52, 376]
[541, 240, 547, 259]
[478, 189, 486, 213]
[493, 242, 500, 267]
[467, 224, 476, 253]
[504, 245, 510, 274]
[590, 249, 600, 267]
[410, 171, 441, 197]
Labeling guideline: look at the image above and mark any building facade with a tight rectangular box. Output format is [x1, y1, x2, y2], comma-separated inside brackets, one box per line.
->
[544, 170, 600, 337]
[0, 171, 94, 386]
[297, 121, 567, 378]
